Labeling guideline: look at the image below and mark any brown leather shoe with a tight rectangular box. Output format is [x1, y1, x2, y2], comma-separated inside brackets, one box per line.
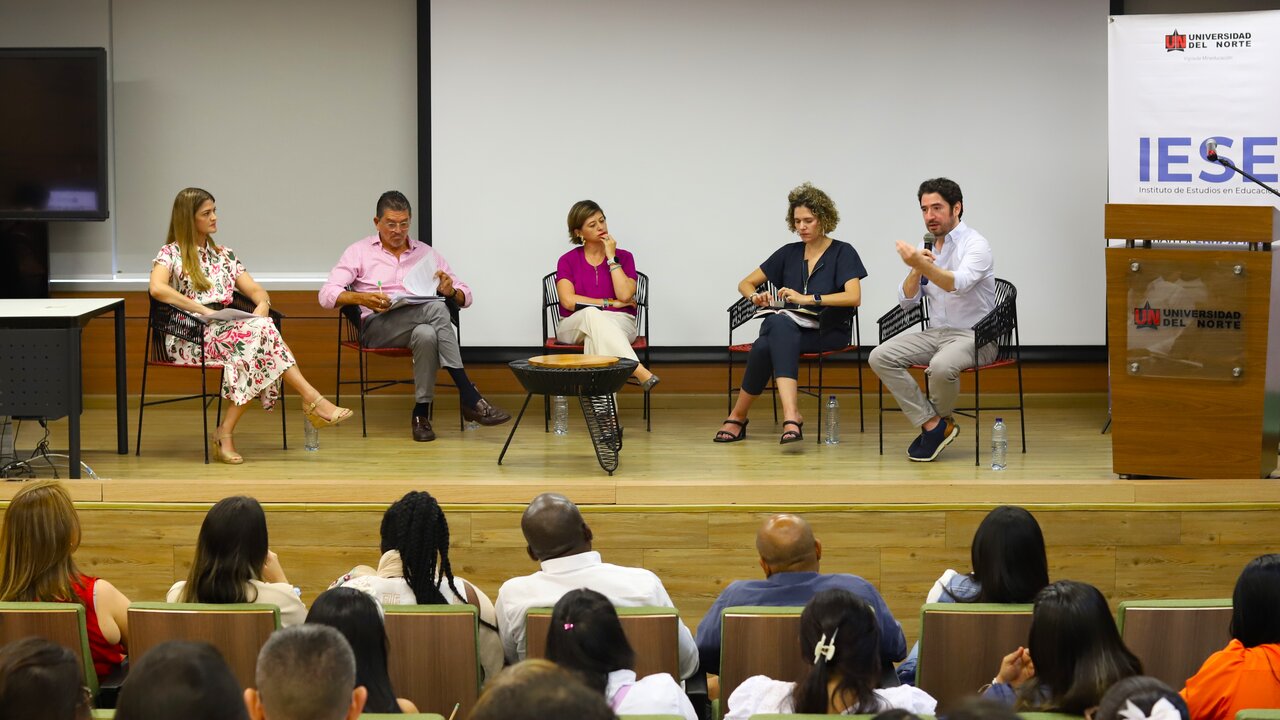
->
[461, 398, 512, 426]
[412, 415, 436, 442]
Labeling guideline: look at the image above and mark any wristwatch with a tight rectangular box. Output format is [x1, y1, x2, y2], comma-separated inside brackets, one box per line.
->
[813, 294, 822, 306]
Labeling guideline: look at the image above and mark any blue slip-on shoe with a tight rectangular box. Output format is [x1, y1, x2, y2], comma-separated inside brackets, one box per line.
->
[908, 417, 959, 462]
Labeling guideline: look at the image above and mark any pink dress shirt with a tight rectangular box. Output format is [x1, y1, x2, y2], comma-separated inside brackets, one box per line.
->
[319, 235, 472, 319]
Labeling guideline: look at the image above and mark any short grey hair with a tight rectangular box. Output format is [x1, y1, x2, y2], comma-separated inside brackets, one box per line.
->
[254, 625, 356, 720]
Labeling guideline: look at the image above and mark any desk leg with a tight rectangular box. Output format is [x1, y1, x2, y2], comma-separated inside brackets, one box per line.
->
[497, 394, 534, 465]
[579, 394, 622, 475]
[68, 329, 82, 479]
[115, 303, 128, 454]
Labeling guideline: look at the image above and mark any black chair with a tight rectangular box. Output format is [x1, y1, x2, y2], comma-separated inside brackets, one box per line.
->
[136, 291, 286, 464]
[726, 283, 864, 441]
[335, 298, 462, 437]
[876, 277, 1025, 464]
[540, 271, 652, 431]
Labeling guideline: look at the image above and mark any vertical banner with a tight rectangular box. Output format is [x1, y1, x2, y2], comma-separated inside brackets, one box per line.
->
[1109, 11, 1280, 205]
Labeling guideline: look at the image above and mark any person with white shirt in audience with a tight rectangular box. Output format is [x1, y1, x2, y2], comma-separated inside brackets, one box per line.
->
[546, 589, 698, 720]
[330, 490, 502, 682]
[167, 496, 306, 626]
[494, 492, 699, 678]
[725, 589, 936, 719]
[869, 177, 996, 462]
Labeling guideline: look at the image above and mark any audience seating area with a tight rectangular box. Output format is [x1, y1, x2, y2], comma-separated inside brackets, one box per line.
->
[526, 606, 682, 679]
[916, 603, 1034, 713]
[126, 602, 281, 690]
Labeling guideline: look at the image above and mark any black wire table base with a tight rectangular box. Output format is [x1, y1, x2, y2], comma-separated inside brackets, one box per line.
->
[498, 358, 637, 475]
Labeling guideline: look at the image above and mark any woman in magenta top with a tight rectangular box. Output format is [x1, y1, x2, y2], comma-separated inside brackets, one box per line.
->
[554, 200, 658, 388]
[0, 480, 129, 680]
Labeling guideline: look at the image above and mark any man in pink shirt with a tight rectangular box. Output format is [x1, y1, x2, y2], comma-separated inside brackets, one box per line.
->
[319, 191, 510, 442]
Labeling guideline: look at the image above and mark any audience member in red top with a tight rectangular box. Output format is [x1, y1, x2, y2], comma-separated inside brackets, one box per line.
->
[1182, 553, 1280, 720]
[0, 480, 130, 679]
[0, 637, 92, 720]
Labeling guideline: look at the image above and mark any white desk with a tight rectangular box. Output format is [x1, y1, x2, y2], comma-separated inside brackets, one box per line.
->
[0, 298, 128, 478]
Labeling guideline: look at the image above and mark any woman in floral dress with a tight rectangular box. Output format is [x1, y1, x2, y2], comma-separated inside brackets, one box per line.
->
[148, 187, 352, 463]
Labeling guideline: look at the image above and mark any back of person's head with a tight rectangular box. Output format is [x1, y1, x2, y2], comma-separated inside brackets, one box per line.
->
[521, 493, 592, 561]
[1231, 553, 1280, 647]
[872, 710, 924, 720]
[755, 513, 820, 575]
[1095, 676, 1190, 720]
[248, 625, 365, 720]
[1021, 580, 1142, 714]
[545, 588, 635, 694]
[184, 496, 269, 604]
[791, 589, 881, 715]
[945, 697, 1021, 720]
[965, 505, 1049, 603]
[379, 490, 463, 604]
[0, 480, 82, 602]
[305, 587, 400, 714]
[0, 637, 90, 720]
[115, 640, 247, 720]
[467, 658, 615, 720]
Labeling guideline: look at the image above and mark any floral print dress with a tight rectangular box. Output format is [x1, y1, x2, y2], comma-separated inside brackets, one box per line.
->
[152, 242, 295, 408]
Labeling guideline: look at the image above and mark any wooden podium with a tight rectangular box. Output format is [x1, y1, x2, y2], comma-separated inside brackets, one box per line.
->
[1105, 204, 1280, 478]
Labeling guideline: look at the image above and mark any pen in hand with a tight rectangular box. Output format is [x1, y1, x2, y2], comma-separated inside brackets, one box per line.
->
[447, 702, 460, 720]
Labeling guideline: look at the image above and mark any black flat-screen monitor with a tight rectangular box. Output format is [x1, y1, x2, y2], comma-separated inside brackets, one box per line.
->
[0, 47, 109, 221]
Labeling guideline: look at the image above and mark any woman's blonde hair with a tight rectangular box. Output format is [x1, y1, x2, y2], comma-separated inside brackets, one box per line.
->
[165, 187, 220, 293]
[566, 200, 604, 245]
[0, 480, 82, 603]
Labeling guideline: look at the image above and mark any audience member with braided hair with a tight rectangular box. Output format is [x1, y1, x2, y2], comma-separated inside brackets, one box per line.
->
[546, 588, 698, 719]
[1180, 553, 1280, 720]
[985, 580, 1141, 713]
[724, 589, 936, 718]
[331, 489, 502, 681]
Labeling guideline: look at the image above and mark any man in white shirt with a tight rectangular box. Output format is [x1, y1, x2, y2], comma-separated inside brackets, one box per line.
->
[494, 493, 699, 678]
[869, 178, 996, 462]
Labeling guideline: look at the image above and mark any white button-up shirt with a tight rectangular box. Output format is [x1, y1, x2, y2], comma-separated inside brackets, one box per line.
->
[897, 220, 995, 330]
[494, 550, 699, 678]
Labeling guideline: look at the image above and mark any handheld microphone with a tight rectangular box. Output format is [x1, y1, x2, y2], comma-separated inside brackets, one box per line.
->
[1206, 138, 1219, 162]
[920, 233, 934, 286]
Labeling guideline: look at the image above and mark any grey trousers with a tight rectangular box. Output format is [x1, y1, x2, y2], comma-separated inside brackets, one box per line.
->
[868, 326, 997, 428]
[360, 301, 461, 403]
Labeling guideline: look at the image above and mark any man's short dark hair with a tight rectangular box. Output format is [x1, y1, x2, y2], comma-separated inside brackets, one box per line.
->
[376, 191, 412, 219]
[255, 625, 356, 720]
[116, 641, 247, 720]
[917, 177, 964, 219]
[469, 659, 614, 720]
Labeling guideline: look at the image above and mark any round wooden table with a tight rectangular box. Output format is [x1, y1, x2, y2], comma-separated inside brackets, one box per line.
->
[498, 355, 638, 475]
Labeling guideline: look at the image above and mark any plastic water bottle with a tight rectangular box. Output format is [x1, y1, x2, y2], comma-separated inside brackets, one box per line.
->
[990, 417, 1007, 470]
[303, 419, 320, 451]
[824, 395, 840, 445]
[552, 395, 569, 435]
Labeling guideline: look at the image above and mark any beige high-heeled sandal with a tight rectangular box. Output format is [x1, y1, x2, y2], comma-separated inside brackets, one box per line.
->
[301, 396, 353, 428]
[209, 433, 244, 464]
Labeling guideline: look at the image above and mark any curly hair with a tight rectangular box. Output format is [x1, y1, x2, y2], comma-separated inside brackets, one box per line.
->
[380, 490, 464, 605]
[786, 182, 840, 234]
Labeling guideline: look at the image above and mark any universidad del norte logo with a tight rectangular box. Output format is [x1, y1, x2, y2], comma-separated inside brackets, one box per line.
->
[1165, 28, 1253, 52]
[1133, 302, 1242, 330]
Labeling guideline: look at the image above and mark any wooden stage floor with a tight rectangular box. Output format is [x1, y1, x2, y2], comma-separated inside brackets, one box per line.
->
[4, 392, 1278, 506]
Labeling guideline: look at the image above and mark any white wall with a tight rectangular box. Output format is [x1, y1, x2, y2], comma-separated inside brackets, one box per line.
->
[431, 0, 1110, 346]
[1, 0, 417, 282]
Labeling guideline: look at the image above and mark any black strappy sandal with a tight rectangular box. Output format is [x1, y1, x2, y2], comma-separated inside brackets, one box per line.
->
[779, 420, 804, 444]
[713, 418, 749, 443]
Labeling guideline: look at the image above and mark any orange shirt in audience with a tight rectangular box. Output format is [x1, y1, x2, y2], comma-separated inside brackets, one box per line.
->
[1181, 639, 1280, 720]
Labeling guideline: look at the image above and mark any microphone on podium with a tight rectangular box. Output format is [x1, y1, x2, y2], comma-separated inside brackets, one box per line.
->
[1203, 137, 1280, 199]
[920, 233, 934, 286]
